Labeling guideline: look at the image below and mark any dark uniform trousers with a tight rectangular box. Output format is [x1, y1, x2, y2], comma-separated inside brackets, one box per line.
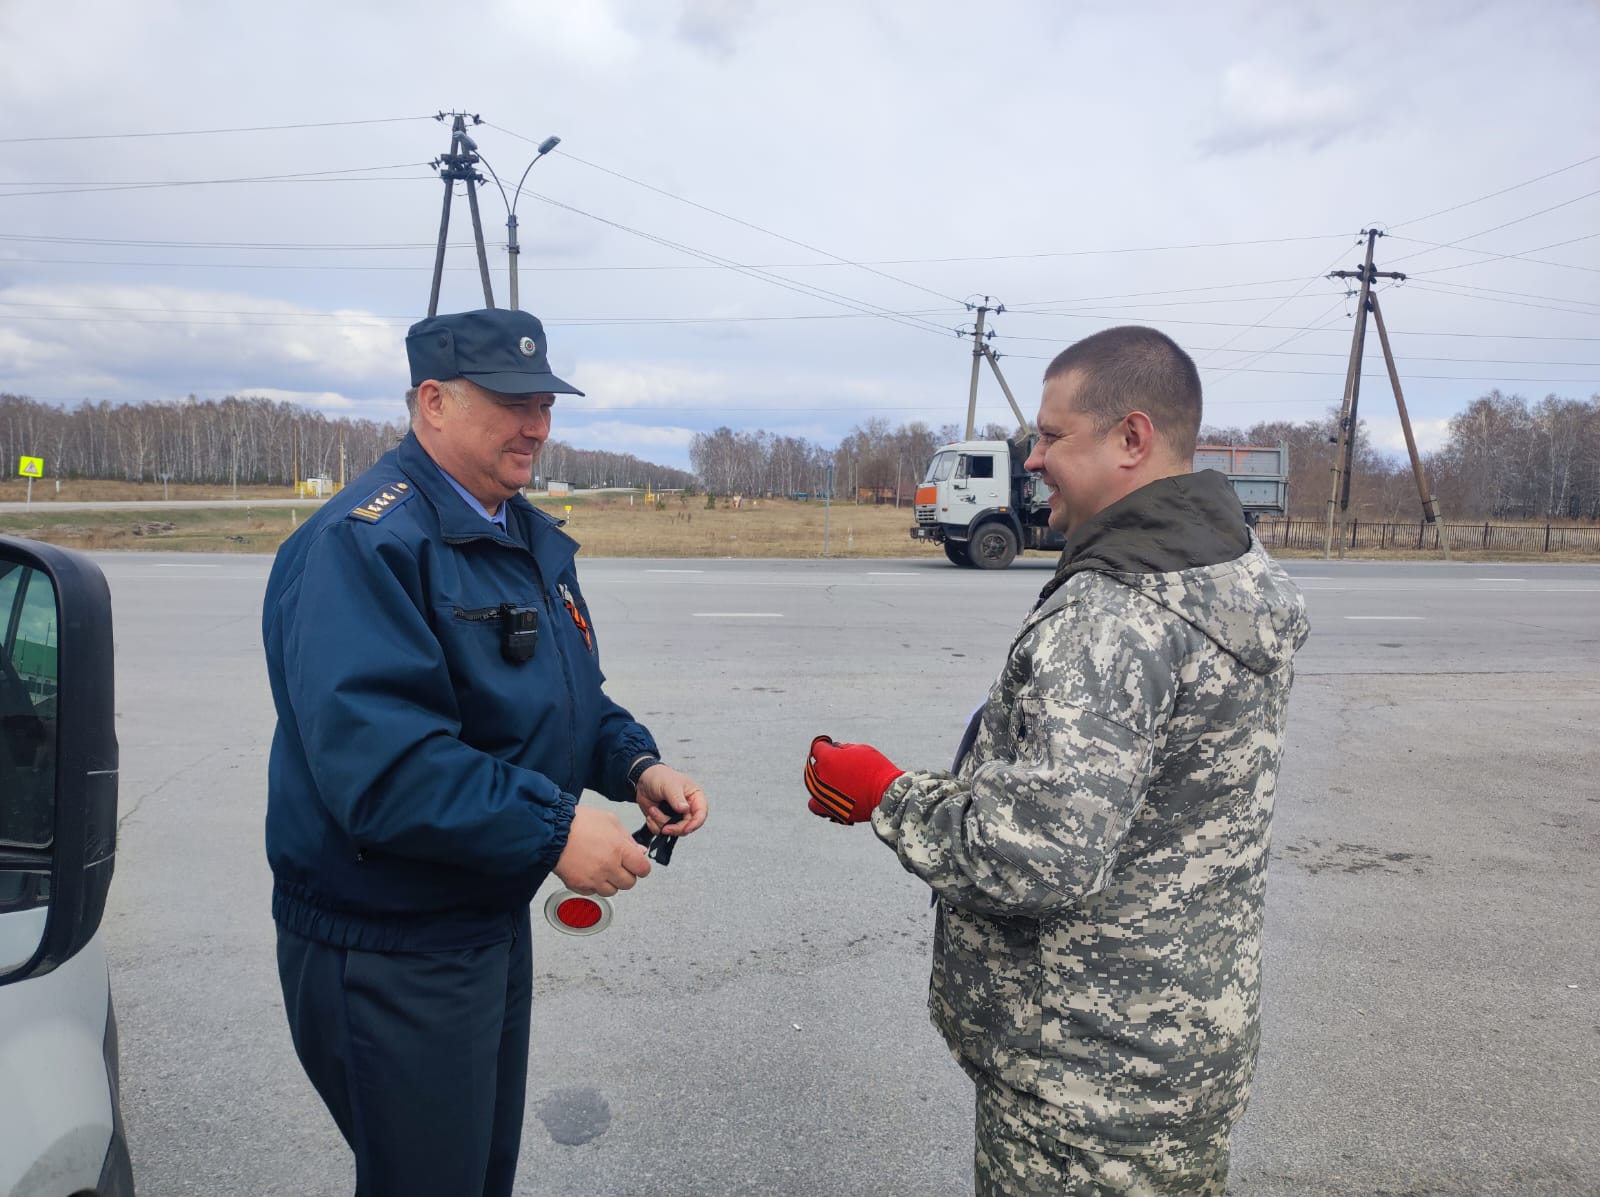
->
[277, 910, 533, 1197]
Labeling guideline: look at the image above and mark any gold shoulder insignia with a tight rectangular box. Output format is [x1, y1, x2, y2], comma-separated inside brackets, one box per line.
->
[348, 482, 416, 524]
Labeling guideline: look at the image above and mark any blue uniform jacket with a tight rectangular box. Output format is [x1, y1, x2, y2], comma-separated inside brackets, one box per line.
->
[262, 432, 657, 951]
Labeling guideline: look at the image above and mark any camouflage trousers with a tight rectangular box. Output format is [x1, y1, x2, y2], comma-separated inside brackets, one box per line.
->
[974, 1080, 1231, 1196]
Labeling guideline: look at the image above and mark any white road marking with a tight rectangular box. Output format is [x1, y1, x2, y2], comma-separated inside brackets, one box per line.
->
[1344, 615, 1425, 620]
[1476, 577, 1525, 581]
[647, 568, 704, 573]
[693, 612, 783, 618]
[151, 563, 221, 568]
[868, 571, 917, 576]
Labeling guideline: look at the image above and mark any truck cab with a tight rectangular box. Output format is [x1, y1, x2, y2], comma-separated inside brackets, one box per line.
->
[1, 538, 134, 1196]
[911, 438, 1060, 568]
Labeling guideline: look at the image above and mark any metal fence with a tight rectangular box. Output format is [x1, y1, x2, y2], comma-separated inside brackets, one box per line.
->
[1255, 518, 1600, 554]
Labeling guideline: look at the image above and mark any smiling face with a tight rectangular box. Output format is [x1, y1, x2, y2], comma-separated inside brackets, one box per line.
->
[1023, 371, 1125, 534]
[1022, 368, 1176, 535]
[415, 378, 555, 510]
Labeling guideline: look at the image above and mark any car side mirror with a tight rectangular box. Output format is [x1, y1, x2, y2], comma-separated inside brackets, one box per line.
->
[0, 537, 118, 986]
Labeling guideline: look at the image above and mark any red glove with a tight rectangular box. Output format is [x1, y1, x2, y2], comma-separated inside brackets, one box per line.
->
[804, 735, 904, 824]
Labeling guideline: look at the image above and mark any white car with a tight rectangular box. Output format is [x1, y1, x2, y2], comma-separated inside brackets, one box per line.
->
[1, 538, 134, 1196]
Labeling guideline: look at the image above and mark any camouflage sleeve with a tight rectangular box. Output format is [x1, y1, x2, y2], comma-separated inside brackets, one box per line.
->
[872, 593, 1179, 917]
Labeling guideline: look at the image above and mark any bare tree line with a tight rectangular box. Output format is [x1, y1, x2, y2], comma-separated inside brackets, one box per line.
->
[1204, 390, 1600, 522]
[0, 393, 695, 493]
[690, 419, 1014, 500]
[5, 389, 1596, 520]
[693, 390, 1600, 522]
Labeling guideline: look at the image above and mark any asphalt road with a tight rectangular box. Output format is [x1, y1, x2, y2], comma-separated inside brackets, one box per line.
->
[91, 553, 1600, 1196]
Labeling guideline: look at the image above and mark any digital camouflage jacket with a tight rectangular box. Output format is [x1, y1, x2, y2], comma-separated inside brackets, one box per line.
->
[873, 470, 1310, 1152]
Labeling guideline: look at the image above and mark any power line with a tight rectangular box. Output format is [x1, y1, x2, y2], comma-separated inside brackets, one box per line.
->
[1386, 186, 1600, 267]
[0, 306, 961, 329]
[1203, 299, 1353, 388]
[0, 257, 458, 272]
[987, 309, 1600, 341]
[995, 351, 1600, 386]
[1402, 282, 1600, 319]
[0, 116, 434, 145]
[988, 332, 1600, 365]
[1404, 278, 1600, 310]
[0, 232, 467, 251]
[1192, 243, 1363, 367]
[1390, 152, 1600, 230]
[7, 294, 1600, 356]
[503, 131, 966, 307]
[0, 163, 432, 200]
[518, 186, 958, 340]
[1396, 231, 1600, 277]
[1004, 276, 1331, 308]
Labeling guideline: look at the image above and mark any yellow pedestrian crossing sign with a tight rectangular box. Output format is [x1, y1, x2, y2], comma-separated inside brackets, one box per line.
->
[18, 456, 43, 478]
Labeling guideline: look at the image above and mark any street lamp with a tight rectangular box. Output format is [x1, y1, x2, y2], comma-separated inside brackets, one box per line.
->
[476, 134, 561, 311]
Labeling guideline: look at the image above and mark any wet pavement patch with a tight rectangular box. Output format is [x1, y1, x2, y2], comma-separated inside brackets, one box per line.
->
[535, 1086, 613, 1146]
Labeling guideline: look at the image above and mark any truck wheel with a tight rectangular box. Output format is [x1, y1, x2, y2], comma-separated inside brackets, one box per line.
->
[971, 522, 1018, 570]
[943, 542, 972, 567]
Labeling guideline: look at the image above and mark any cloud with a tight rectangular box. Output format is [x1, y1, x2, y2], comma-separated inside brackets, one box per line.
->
[0, 283, 404, 400]
[558, 420, 695, 448]
[230, 387, 362, 412]
[566, 360, 732, 409]
[1366, 415, 1452, 455]
[676, 0, 767, 56]
[489, 0, 640, 68]
[1202, 60, 1369, 154]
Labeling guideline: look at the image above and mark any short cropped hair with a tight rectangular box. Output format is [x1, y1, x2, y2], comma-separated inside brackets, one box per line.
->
[1042, 326, 1202, 459]
[404, 377, 467, 423]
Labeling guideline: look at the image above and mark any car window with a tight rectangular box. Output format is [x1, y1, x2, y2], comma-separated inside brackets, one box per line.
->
[1, 562, 57, 856]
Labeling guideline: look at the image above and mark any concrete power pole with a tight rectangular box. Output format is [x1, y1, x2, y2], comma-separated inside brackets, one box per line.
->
[961, 298, 1033, 439]
[427, 112, 496, 317]
[1325, 231, 1380, 557]
[1324, 228, 1449, 558]
[965, 302, 990, 440]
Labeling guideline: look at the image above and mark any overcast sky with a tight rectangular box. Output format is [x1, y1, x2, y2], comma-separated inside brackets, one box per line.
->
[2, 0, 1597, 470]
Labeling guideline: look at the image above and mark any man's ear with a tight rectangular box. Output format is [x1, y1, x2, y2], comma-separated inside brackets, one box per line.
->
[415, 379, 449, 432]
[1118, 411, 1159, 466]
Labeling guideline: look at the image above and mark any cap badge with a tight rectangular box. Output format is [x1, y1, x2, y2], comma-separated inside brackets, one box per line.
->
[518, 336, 537, 357]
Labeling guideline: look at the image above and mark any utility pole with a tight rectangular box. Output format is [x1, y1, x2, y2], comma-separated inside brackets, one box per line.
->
[961, 298, 1032, 439]
[1324, 229, 1448, 558]
[965, 302, 991, 440]
[427, 112, 496, 316]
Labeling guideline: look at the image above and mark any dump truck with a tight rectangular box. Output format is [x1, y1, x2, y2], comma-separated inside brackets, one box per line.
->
[911, 437, 1289, 569]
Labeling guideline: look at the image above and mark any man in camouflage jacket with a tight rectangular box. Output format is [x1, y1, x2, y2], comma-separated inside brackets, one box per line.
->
[803, 326, 1309, 1195]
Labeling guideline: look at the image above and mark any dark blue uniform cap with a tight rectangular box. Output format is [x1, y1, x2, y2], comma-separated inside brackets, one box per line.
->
[406, 308, 585, 397]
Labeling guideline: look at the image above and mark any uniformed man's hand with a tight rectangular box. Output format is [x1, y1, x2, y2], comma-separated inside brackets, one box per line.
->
[555, 806, 652, 897]
[635, 765, 708, 837]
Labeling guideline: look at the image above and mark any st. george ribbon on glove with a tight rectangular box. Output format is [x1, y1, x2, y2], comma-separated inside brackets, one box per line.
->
[804, 735, 905, 824]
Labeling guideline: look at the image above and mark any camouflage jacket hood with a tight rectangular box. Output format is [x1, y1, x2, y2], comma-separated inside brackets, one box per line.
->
[873, 473, 1310, 1152]
[1042, 469, 1300, 678]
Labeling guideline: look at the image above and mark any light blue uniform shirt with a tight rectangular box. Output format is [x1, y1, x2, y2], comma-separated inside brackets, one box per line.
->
[437, 467, 508, 529]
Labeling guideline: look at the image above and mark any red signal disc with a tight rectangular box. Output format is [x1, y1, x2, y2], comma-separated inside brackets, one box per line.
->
[543, 888, 613, 935]
[557, 898, 603, 928]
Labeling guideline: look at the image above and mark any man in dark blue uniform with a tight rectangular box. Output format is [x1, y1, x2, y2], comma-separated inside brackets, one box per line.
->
[262, 308, 708, 1197]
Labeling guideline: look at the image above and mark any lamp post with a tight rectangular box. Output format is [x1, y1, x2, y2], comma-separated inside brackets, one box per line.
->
[477, 134, 561, 311]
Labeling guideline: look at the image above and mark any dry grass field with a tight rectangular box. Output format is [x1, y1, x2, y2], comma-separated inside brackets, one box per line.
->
[0, 489, 954, 559]
[0, 478, 292, 503]
[3, 481, 1596, 561]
